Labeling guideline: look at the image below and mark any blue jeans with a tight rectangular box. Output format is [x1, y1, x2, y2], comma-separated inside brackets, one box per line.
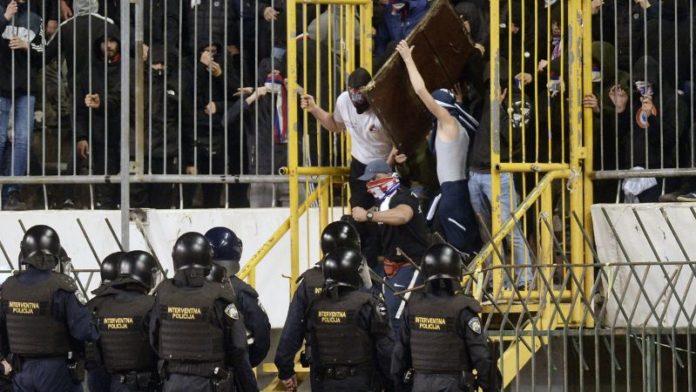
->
[468, 171, 534, 287]
[0, 95, 35, 197]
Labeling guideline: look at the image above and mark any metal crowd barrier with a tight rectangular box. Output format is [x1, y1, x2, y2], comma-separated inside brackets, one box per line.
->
[467, 261, 696, 391]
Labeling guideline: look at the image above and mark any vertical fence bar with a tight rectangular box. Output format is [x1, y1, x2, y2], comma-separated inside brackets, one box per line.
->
[581, 0, 595, 327]
[359, 2, 372, 72]
[287, 0, 300, 294]
[567, 0, 585, 325]
[319, 177, 329, 237]
[120, 0, 131, 249]
[135, 0, 145, 176]
[489, 0, 503, 293]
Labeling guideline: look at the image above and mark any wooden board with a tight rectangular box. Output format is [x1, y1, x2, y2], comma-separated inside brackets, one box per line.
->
[365, 0, 474, 154]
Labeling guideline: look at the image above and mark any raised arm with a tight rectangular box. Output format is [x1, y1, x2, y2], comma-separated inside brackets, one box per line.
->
[395, 40, 457, 131]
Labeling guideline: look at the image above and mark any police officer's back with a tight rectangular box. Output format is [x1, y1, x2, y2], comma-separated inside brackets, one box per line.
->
[274, 221, 363, 391]
[306, 247, 394, 392]
[85, 251, 126, 392]
[94, 250, 160, 391]
[392, 244, 497, 392]
[0, 225, 99, 392]
[149, 232, 258, 392]
[205, 227, 271, 368]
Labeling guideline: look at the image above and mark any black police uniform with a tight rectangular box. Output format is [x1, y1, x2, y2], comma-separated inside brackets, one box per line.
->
[149, 276, 258, 392]
[392, 291, 494, 392]
[94, 284, 158, 391]
[274, 264, 325, 391]
[229, 276, 271, 368]
[307, 288, 394, 392]
[0, 268, 99, 392]
[205, 227, 271, 369]
[275, 222, 363, 391]
[85, 251, 126, 392]
[86, 285, 115, 392]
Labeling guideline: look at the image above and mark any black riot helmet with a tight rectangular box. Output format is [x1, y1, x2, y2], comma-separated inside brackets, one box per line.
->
[205, 226, 243, 277]
[206, 263, 229, 284]
[101, 251, 126, 283]
[172, 232, 213, 272]
[320, 221, 361, 254]
[20, 225, 62, 270]
[119, 250, 158, 290]
[322, 247, 363, 290]
[422, 243, 464, 283]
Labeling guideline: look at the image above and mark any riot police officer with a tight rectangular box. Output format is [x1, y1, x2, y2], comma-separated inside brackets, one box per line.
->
[305, 247, 394, 391]
[149, 232, 258, 392]
[274, 220, 362, 391]
[94, 250, 160, 391]
[86, 251, 127, 392]
[391, 244, 497, 392]
[205, 227, 271, 368]
[0, 225, 99, 391]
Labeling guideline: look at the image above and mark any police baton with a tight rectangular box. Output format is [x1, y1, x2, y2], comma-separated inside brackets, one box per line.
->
[398, 243, 475, 277]
[393, 284, 426, 297]
[395, 247, 422, 271]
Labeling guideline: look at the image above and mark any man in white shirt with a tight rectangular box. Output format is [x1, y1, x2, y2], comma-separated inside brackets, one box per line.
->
[301, 67, 392, 266]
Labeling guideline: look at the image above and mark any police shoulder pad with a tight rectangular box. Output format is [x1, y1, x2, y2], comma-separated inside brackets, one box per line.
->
[467, 316, 482, 335]
[231, 276, 258, 299]
[213, 282, 237, 304]
[455, 293, 483, 314]
[225, 303, 240, 320]
[55, 273, 78, 293]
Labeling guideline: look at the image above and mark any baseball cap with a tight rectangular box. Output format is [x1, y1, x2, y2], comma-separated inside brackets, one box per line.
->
[358, 160, 393, 181]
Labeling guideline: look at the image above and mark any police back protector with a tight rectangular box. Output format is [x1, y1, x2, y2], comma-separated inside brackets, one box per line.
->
[156, 279, 235, 375]
[1, 272, 75, 356]
[96, 293, 156, 372]
[310, 290, 373, 367]
[407, 292, 480, 373]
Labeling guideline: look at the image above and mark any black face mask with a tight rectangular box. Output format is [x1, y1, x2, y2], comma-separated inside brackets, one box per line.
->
[349, 90, 370, 114]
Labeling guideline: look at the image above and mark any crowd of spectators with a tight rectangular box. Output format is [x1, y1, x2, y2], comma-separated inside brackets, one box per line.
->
[0, 0, 694, 216]
[0, 0, 285, 210]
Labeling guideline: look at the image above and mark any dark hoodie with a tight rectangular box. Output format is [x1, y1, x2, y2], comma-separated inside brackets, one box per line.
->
[454, 2, 487, 96]
[469, 58, 533, 171]
[0, 1, 46, 97]
[591, 41, 630, 172]
[454, 2, 488, 49]
[618, 55, 688, 170]
[44, 13, 116, 87]
[75, 23, 122, 148]
[188, 40, 242, 153]
[499, 0, 535, 77]
[219, 57, 289, 175]
[142, 45, 183, 160]
[591, 1, 646, 72]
